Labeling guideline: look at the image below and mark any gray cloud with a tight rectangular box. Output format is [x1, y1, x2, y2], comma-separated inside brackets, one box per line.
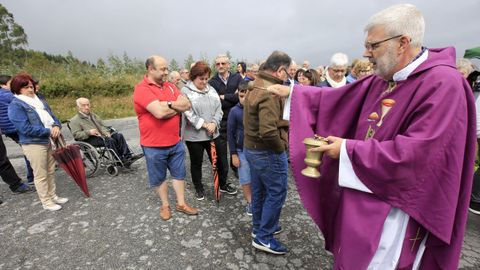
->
[3, 0, 479, 67]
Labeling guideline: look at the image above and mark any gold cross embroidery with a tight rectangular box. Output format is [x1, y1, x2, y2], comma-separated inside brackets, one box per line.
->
[409, 227, 422, 252]
[364, 125, 375, 140]
[381, 80, 397, 96]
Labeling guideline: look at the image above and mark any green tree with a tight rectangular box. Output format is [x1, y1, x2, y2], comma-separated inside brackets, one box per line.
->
[225, 51, 237, 73]
[169, 58, 179, 72]
[209, 59, 217, 76]
[122, 52, 133, 73]
[0, 4, 28, 50]
[184, 54, 194, 70]
[96, 58, 108, 75]
[108, 54, 124, 75]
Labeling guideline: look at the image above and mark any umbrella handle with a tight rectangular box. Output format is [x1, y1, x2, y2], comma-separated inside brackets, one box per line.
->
[54, 134, 67, 149]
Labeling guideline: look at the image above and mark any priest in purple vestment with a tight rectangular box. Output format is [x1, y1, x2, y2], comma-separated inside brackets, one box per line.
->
[267, 4, 475, 270]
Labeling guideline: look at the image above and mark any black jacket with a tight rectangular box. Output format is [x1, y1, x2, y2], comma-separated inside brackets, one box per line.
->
[208, 72, 243, 133]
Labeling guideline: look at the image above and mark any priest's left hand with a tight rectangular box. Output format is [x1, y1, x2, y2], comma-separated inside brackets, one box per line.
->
[309, 136, 343, 159]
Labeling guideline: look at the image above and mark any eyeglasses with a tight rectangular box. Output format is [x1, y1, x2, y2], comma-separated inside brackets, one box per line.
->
[216, 62, 227, 66]
[364, 34, 403, 51]
[238, 90, 247, 93]
[279, 66, 292, 79]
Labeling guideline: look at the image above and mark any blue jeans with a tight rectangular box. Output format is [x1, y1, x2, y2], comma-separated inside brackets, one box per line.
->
[245, 148, 288, 242]
[237, 149, 251, 185]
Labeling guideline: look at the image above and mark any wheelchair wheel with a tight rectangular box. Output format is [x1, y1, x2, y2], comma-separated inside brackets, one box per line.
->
[71, 141, 100, 178]
[106, 165, 119, 176]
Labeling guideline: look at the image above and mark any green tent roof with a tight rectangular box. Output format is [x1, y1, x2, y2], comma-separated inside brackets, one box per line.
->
[464, 47, 480, 59]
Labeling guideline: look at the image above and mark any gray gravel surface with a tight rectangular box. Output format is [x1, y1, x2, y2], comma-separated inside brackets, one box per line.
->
[1, 117, 479, 269]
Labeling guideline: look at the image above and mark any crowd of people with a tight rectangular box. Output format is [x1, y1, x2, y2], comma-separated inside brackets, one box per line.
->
[1, 3, 479, 269]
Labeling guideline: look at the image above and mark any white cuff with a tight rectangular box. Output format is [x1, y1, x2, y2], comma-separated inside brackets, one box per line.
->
[338, 139, 372, 193]
[195, 118, 205, 130]
[283, 84, 294, 121]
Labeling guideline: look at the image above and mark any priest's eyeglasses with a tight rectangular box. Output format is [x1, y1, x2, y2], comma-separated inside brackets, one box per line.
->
[364, 35, 403, 51]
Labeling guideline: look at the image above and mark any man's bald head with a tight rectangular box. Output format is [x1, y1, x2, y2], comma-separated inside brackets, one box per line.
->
[145, 55, 167, 70]
[145, 55, 169, 85]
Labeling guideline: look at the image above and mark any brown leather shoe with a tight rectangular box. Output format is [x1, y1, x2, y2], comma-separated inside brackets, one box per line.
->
[160, 205, 172, 220]
[176, 204, 198, 215]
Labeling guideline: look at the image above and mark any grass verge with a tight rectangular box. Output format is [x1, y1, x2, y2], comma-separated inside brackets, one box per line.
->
[48, 95, 136, 123]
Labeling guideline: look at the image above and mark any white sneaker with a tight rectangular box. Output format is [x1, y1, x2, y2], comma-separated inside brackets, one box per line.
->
[43, 203, 62, 211]
[53, 196, 69, 204]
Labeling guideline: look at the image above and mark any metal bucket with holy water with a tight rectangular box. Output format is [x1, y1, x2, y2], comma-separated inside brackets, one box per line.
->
[301, 135, 329, 178]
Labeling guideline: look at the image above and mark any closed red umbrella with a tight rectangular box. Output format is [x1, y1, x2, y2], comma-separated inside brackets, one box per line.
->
[210, 140, 220, 203]
[51, 136, 90, 197]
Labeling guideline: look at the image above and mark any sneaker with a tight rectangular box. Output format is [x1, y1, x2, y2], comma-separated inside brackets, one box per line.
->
[175, 204, 198, 215]
[53, 196, 69, 204]
[12, 183, 35, 194]
[43, 203, 62, 211]
[195, 190, 205, 201]
[220, 183, 237, 195]
[469, 201, 480, 215]
[252, 237, 288, 255]
[245, 203, 252, 216]
[251, 226, 282, 238]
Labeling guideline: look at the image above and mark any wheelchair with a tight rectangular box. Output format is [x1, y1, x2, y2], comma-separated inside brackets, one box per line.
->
[67, 122, 137, 177]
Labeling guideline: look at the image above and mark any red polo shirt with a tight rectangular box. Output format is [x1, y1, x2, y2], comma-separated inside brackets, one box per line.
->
[133, 76, 181, 147]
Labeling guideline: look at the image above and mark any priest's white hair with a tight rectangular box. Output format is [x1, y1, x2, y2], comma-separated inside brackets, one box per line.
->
[365, 3, 425, 48]
[330, 52, 349, 67]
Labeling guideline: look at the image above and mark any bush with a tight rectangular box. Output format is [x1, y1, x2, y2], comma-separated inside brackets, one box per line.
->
[40, 73, 143, 98]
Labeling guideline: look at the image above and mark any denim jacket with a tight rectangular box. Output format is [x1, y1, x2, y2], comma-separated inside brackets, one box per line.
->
[8, 96, 61, 145]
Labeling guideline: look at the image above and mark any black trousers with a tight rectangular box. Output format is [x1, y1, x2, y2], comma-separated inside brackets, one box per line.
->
[84, 133, 131, 161]
[4, 132, 34, 183]
[0, 135, 23, 191]
[185, 137, 228, 192]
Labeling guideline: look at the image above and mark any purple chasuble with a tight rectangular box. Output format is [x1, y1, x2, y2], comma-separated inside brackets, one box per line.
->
[289, 47, 475, 269]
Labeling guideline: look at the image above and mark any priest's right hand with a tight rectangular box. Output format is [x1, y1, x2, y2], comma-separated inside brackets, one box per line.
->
[267, 84, 291, 98]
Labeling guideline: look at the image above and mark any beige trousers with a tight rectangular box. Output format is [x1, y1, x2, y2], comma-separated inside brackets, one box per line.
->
[22, 143, 57, 205]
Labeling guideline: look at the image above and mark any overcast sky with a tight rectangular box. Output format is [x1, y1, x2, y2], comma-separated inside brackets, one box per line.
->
[2, 0, 479, 67]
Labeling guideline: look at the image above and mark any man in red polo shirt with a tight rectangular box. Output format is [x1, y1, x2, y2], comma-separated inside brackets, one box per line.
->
[134, 55, 198, 220]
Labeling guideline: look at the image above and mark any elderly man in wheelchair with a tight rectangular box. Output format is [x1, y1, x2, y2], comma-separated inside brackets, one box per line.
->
[69, 98, 143, 173]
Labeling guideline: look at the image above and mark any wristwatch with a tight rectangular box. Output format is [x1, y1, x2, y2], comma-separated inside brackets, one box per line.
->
[167, 101, 173, 109]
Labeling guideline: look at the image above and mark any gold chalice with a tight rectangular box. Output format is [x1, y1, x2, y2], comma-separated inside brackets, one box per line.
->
[301, 135, 329, 178]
